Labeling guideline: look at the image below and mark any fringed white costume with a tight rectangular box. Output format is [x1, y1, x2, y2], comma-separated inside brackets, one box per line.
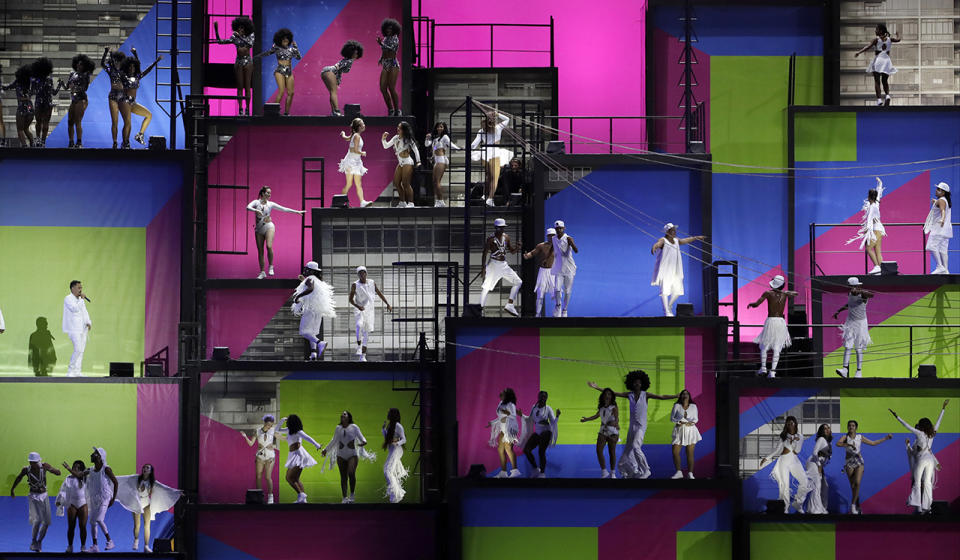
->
[292, 275, 336, 335]
[839, 294, 871, 350]
[617, 392, 652, 479]
[85, 449, 114, 524]
[652, 237, 684, 296]
[763, 433, 810, 513]
[321, 424, 376, 472]
[847, 178, 886, 249]
[897, 409, 945, 513]
[519, 404, 559, 449]
[488, 401, 524, 447]
[279, 430, 321, 469]
[115, 476, 182, 521]
[670, 403, 702, 446]
[383, 423, 408, 503]
[338, 134, 368, 176]
[754, 317, 792, 352]
[804, 437, 832, 514]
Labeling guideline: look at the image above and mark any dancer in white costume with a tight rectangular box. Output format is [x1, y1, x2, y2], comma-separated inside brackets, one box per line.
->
[56, 459, 88, 553]
[246, 186, 306, 279]
[79, 447, 117, 552]
[748, 275, 798, 379]
[339, 118, 371, 207]
[520, 391, 561, 478]
[349, 266, 393, 362]
[471, 111, 512, 206]
[276, 414, 322, 503]
[890, 400, 949, 514]
[115, 464, 182, 552]
[846, 177, 886, 275]
[759, 416, 810, 514]
[382, 122, 421, 207]
[322, 410, 376, 504]
[241, 414, 277, 504]
[924, 182, 952, 274]
[523, 228, 556, 317]
[804, 424, 833, 514]
[651, 223, 706, 317]
[480, 218, 522, 317]
[551, 220, 578, 317]
[855, 24, 900, 106]
[488, 387, 525, 478]
[581, 387, 620, 478]
[836, 419, 891, 514]
[670, 390, 702, 480]
[382, 408, 408, 503]
[589, 371, 678, 479]
[424, 121, 460, 207]
[291, 261, 336, 360]
[10, 452, 61, 552]
[62, 280, 91, 376]
[833, 277, 874, 378]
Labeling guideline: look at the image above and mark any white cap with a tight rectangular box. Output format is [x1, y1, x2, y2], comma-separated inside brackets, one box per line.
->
[92, 446, 107, 464]
[554, 220, 565, 228]
[262, 414, 275, 423]
[356, 265, 367, 274]
[305, 261, 320, 272]
[769, 275, 785, 289]
[663, 223, 678, 233]
[935, 181, 950, 193]
[847, 276, 861, 286]
[28, 452, 41, 463]
[494, 218, 506, 227]
[546, 228, 556, 236]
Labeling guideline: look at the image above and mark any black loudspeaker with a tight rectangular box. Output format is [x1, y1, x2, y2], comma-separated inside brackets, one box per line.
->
[467, 464, 487, 479]
[507, 192, 523, 207]
[148, 136, 166, 150]
[765, 500, 786, 514]
[546, 140, 565, 154]
[331, 194, 349, 208]
[788, 304, 807, 339]
[463, 304, 483, 318]
[676, 303, 694, 317]
[109, 362, 134, 377]
[344, 104, 361, 117]
[881, 261, 899, 275]
[930, 501, 948, 514]
[246, 489, 265, 505]
[263, 103, 280, 117]
[917, 364, 937, 379]
[211, 346, 230, 360]
[144, 362, 164, 377]
[152, 538, 173, 553]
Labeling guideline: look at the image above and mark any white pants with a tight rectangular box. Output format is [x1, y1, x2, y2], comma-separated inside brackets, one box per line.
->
[804, 462, 828, 514]
[908, 455, 937, 511]
[384, 444, 408, 503]
[773, 453, 810, 510]
[617, 425, 650, 478]
[553, 273, 574, 315]
[67, 330, 87, 376]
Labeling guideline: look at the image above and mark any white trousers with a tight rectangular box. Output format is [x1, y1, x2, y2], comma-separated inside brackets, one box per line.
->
[617, 425, 650, 478]
[804, 462, 828, 514]
[908, 455, 937, 511]
[67, 330, 87, 376]
[553, 273, 574, 315]
[773, 453, 810, 510]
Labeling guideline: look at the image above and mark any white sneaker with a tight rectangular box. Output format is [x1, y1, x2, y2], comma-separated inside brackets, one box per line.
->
[757, 367, 767, 376]
[609, 471, 617, 479]
[268, 266, 274, 276]
[854, 370, 862, 378]
[257, 271, 267, 279]
[348, 494, 355, 503]
[145, 545, 153, 553]
[671, 470, 684, 479]
[504, 303, 519, 317]
[637, 471, 652, 479]
[267, 494, 274, 504]
[601, 469, 610, 479]
[317, 341, 327, 356]
[408, 201, 417, 208]
[767, 371, 776, 379]
[105, 540, 115, 550]
[876, 98, 883, 106]
[836, 367, 849, 378]
[561, 309, 568, 317]
[494, 470, 508, 478]
[932, 266, 946, 275]
[66, 545, 73, 553]
[485, 198, 495, 207]
[687, 472, 695, 480]
[85, 545, 99, 553]
[537, 472, 546, 478]
[868, 265, 881, 275]
[508, 468, 522, 478]
[665, 310, 675, 317]
[133, 537, 139, 550]
[360, 199, 372, 207]
[359, 354, 367, 362]
[342, 496, 351, 504]
[356, 345, 364, 355]
[30, 542, 38, 552]
[308, 351, 317, 361]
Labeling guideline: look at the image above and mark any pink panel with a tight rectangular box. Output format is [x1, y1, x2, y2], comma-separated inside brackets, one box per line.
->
[835, 522, 960, 559]
[145, 190, 182, 371]
[861, 438, 960, 514]
[200, 414, 279, 503]
[207, 0, 253, 64]
[718, 266, 787, 341]
[137, 384, 180, 488]
[651, 27, 710, 152]
[205, 289, 291, 358]
[204, 87, 242, 117]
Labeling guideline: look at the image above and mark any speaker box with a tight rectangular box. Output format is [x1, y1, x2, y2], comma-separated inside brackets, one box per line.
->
[881, 261, 899, 275]
[917, 364, 937, 379]
[152, 538, 173, 553]
[331, 194, 349, 208]
[676, 303, 694, 317]
[109, 362, 134, 377]
[466, 464, 487, 479]
[546, 140, 565, 154]
[211, 346, 230, 360]
[788, 304, 807, 339]
[930, 500, 948, 514]
[765, 500, 786, 514]
[263, 103, 280, 117]
[246, 489, 265, 505]
[463, 304, 483, 318]
[344, 104, 361, 117]
[507, 192, 523, 207]
[144, 362, 164, 377]
[148, 136, 166, 150]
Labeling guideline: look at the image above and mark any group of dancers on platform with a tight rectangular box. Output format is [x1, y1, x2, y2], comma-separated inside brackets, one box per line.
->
[239, 411, 409, 505]
[487, 371, 703, 480]
[10, 447, 181, 553]
[759, 400, 950, 515]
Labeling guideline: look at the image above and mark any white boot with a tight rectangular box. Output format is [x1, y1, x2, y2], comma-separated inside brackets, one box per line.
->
[671, 470, 684, 479]
[601, 469, 610, 479]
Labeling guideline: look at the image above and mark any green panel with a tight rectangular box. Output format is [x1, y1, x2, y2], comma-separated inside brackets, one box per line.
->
[1, 383, 138, 492]
[677, 531, 732, 560]
[539, 327, 685, 445]
[750, 523, 835, 560]
[710, 56, 823, 173]
[795, 112, 858, 162]
[276, 379, 420, 503]
[823, 286, 960, 378]
[462, 527, 597, 560]
[0, 226, 146, 375]
[839, 389, 958, 433]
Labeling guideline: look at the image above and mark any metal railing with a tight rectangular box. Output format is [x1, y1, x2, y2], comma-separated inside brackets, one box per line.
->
[810, 221, 960, 275]
[413, 17, 555, 68]
[534, 115, 686, 154]
[300, 157, 325, 265]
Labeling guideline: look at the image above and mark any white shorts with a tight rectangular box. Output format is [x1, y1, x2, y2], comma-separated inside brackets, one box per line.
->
[555, 273, 574, 293]
[433, 155, 449, 165]
[255, 221, 276, 237]
[28, 493, 51, 527]
[396, 156, 415, 167]
[926, 234, 949, 252]
[481, 260, 521, 292]
[355, 306, 375, 334]
[89, 499, 108, 523]
[534, 267, 556, 297]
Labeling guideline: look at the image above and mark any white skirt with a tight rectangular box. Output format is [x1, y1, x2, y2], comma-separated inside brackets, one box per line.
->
[926, 234, 950, 252]
[534, 267, 556, 297]
[285, 446, 318, 469]
[338, 152, 368, 176]
[471, 146, 513, 163]
[840, 319, 872, 350]
[867, 54, 896, 75]
[355, 306, 375, 333]
[672, 423, 702, 446]
[754, 317, 792, 351]
[488, 416, 521, 446]
[28, 493, 51, 526]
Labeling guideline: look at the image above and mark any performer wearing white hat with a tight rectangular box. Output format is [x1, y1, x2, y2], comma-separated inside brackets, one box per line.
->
[924, 182, 952, 274]
[833, 277, 874, 378]
[10, 452, 62, 552]
[651, 223, 706, 317]
[747, 275, 799, 378]
[292, 262, 336, 360]
[349, 265, 393, 362]
[522, 228, 556, 317]
[79, 447, 117, 552]
[62, 280, 92, 376]
[480, 218, 522, 317]
[551, 220, 578, 317]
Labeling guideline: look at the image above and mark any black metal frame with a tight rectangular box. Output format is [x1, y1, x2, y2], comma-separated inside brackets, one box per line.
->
[411, 17, 555, 69]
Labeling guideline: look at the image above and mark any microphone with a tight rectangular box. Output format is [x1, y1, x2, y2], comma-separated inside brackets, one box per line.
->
[83, 295, 92, 303]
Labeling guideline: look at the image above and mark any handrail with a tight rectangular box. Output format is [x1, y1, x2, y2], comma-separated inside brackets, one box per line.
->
[413, 17, 554, 68]
[810, 221, 960, 275]
[301, 157, 325, 266]
[535, 115, 685, 154]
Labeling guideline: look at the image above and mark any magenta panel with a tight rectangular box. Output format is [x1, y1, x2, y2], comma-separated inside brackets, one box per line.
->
[137, 383, 180, 488]
[207, 0, 253, 64]
[835, 522, 960, 559]
[145, 190, 182, 371]
[205, 289, 290, 358]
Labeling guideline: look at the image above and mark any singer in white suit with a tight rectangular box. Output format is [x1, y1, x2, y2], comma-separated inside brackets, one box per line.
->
[62, 280, 92, 376]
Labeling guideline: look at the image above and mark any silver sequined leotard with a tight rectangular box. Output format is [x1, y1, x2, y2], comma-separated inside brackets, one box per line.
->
[65, 71, 92, 103]
[217, 32, 255, 67]
[379, 35, 400, 69]
[322, 58, 354, 85]
[263, 44, 301, 77]
[32, 76, 61, 110]
[2, 80, 35, 116]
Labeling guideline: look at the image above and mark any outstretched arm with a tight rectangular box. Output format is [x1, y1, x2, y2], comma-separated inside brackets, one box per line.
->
[855, 38, 878, 56]
[587, 381, 629, 398]
[651, 237, 665, 255]
[648, 392, 681, 400]
[10, 468, 27, 497]
[140, 56, 162, 78]
[580, 411, 600, 422]
[679, 235, 706, 245]
[747, 292, 768, 309]
[254, 45, 277, 59]
[862, 434, 892, 446]
[270, 202, 305, 215]
[298, 431, 323, 450]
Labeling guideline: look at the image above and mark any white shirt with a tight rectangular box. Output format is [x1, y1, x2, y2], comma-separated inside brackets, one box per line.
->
[529, 404, 557, 435]
[62, 294, 91, 333]
[382, 135, 421, 164]
[282, 430, 321, 449]
[846, 294, 868, 323]
[471, 114, 510, 148]
[425, 134, 459, 155]
[670, 403, 698, 425]
[353, 279, 377, 308]
[627, 392, 648, 429]
[383, 423, 406, 446]
[246, 199, 298, 231]
[550, 234, 577, 277]
[807, 436, 831, 467]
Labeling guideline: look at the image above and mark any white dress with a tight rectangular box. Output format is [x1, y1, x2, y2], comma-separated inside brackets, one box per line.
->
[924, 197, 952, 252]
[321, 424, 376, 471]
[383, 423, 408, 503]
[115, 476, 182, 521]
[84, 465, 114, 522]
[488, 401, 523, 447]
[670, 403, 702, 446]
[598, 404, 619, 438]
[840, 294, 872, 350]
[804, 437, 831, 514]
[652, 237, 684, 296]
[847, 183, 885, 249]
[866, 37, 896, 75]
[291, 276, 336, 335]
[280, 430, 321, 469]
[617, 392, 651, 478]
[353, 279, 377, 333]
[254, 426, 277, 462]
[338, 134, 368, 176]
[247, 199, 300, 236]
[470, 114, 513, 163]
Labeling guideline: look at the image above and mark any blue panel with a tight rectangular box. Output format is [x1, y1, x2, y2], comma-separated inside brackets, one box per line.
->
[455, 327, 513, 361]
[282, 370, 417, 381]
[681, 498, 732, 532]
[461, 487, 658, 527]
[739, 389, 823, 439]
[197, 533, 263, 560]
[0, 159, 183, 227]
[544, 165, 704, 316]
[653, 5, 824, 56]
[485, 443, 714, 480]
[46, 4, 188, 149]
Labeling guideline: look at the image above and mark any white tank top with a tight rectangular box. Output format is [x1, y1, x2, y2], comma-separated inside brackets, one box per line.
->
[354, 279, 377, 307]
